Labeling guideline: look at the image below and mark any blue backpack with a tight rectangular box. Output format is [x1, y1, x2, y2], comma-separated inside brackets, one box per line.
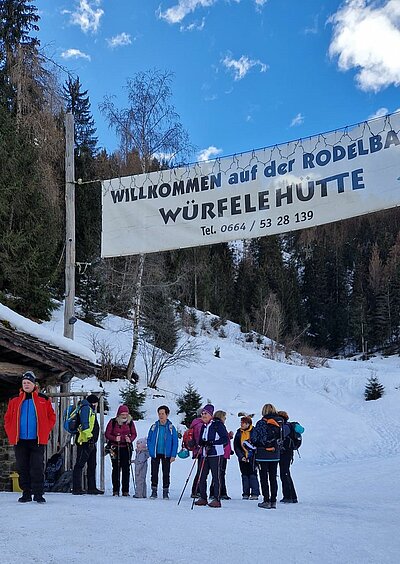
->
[63, 404, 81, 434]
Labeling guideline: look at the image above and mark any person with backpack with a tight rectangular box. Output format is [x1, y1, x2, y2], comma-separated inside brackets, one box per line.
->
[72, 394, 104, 495]
[251, 403, 285, 509]
[277, 410, 304, 504]
[184, 410, 204, 498]
[105, 404, 137, 496]
[4, 371, 56, 503]
[147, 405, 178, 500]
[234, 416, 260, 500]
[194, 404, 229, 508]
[209, 410, 233, 501]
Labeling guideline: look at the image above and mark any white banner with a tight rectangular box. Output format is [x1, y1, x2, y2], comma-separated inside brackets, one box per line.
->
[101, 112, 400, 257]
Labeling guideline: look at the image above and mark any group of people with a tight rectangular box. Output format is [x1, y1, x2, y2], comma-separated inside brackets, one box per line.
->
[184, 403, 301, 509]
[4, 371, 303, 510]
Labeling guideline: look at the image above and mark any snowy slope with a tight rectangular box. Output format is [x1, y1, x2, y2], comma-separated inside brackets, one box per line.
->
[1, 304, 399, 563]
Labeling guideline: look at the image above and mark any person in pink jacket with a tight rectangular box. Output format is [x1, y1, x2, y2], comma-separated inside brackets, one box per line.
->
[189, 414, 204, 498]
[105, 405, 137, 496]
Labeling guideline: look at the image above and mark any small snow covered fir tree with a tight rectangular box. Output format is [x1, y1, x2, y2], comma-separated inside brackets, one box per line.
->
[364, 375, 385, 401]
[119, 383, 146, 419]
[176, 382, 203, 427]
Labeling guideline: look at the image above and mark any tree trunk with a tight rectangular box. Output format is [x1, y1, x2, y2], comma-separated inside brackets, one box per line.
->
[126, 253, 145, 381]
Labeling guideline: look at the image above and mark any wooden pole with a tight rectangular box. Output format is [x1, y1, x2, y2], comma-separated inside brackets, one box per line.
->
[64, 112, 75, 341]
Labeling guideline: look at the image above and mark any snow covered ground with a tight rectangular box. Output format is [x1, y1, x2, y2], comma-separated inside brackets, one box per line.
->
[1, 304, 400, 563]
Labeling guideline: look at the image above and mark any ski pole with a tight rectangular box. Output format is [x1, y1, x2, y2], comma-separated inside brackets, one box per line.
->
[177, 449, 201, 506]
[191, 451, 207, 510]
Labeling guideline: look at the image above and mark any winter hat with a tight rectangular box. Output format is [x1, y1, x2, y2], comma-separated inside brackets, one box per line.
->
[241, 416, 252, 426]
[136, 438, 147, 451]
[117, 405, 129, 416]
[86, 394, 99, 405]
[202, 404, 214, 416]
[22, 371, 36, 384]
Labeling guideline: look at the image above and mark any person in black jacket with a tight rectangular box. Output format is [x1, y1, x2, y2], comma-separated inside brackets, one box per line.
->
[251, 403, 284, 509]
[194, 404, 229, 508]
[277, 410, 298, 503]
[233, 416, 260, 500]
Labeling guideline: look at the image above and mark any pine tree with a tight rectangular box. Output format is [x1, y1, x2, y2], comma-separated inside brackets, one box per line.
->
[176, 382, 202, 427]
[63, 76, 101, 319]
[119, 383, 146, 420]
[0, 0, 40, 109]
[364, 375, 385, 401]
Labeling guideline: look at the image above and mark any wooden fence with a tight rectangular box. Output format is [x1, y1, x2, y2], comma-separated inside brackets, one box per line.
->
[46, 391, 105, 491]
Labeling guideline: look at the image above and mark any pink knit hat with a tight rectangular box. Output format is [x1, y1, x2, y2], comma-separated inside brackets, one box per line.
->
[117, 404, 129, 415]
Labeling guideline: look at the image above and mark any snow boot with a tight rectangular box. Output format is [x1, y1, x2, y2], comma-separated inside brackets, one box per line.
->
[87, 488, 104, 495]
[194, 498, 208, 506]
[208, 499, 222, 508]
[33, 494, 46, 503]
[150, 487, 158, 499]
[18, 492, 32, 503]
[163, 488, 169, 500]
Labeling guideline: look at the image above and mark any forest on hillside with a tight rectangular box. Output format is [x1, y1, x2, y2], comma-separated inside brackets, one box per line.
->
[1, 1, 400, 360]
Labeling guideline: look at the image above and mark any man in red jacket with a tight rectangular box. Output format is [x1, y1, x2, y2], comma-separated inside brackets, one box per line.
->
[4, 371, 56, 503]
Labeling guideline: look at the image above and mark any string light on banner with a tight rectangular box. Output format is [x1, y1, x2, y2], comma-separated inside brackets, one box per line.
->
[101, 112, 400, 258]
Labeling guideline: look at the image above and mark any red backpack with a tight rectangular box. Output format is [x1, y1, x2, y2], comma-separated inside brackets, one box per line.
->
[182, 428, 196, 451]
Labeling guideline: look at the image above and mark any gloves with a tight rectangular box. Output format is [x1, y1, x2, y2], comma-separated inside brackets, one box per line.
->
[199, 439, 213, 447]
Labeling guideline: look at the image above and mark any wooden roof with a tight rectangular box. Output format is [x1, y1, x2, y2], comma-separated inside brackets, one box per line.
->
[0, 322, 99, 398]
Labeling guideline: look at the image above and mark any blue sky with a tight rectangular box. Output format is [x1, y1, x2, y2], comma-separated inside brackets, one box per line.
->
[36, 0, 400, 162]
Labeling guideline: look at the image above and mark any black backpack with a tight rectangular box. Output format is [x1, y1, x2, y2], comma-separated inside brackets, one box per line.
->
[288, 421, 303, 450]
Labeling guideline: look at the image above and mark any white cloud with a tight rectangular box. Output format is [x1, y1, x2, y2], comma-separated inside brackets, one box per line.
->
[368, 106, 400, 119]
[329, 0, 400, 92]
[107, 32, 132, 48]
[159, 1, 266, 24]
[61, 48, 91, 61]
[222, 54, 268, 80]
[180, 18, 205, 32]
[159, 0, 216, 24]
[66, 1, 104, 33]
[290, 113, 304, 127]
[197, 146, 223, 161]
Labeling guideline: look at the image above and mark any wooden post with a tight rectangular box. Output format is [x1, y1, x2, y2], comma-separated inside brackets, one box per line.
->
[64, 112, 75, 341]
[99, 395, 105, 491]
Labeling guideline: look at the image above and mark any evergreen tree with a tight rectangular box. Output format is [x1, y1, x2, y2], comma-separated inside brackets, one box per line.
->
[176, 382, 202, 428]
[63, 76, 101, 319]
[119, 382, 146, 420]
[142, 290, 179, 354]
[0, 106, 60, 317]
[364, 375, 385, 401]
[0, 0, 40, 109]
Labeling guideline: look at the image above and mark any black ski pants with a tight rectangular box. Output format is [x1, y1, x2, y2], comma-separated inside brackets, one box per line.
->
[198, 455, 223, 501]
[111, 446, 131, 494]
[73, 442, 97, 492]
[15, 439, 45, 496]
[279, 449, 297, 501]
[210, 457, 228, 498]
[151, 454, 171, 490]
[258, 460, 279, 503]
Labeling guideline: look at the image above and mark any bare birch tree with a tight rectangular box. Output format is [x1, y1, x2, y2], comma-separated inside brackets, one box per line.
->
[100, 70, 193, 380]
